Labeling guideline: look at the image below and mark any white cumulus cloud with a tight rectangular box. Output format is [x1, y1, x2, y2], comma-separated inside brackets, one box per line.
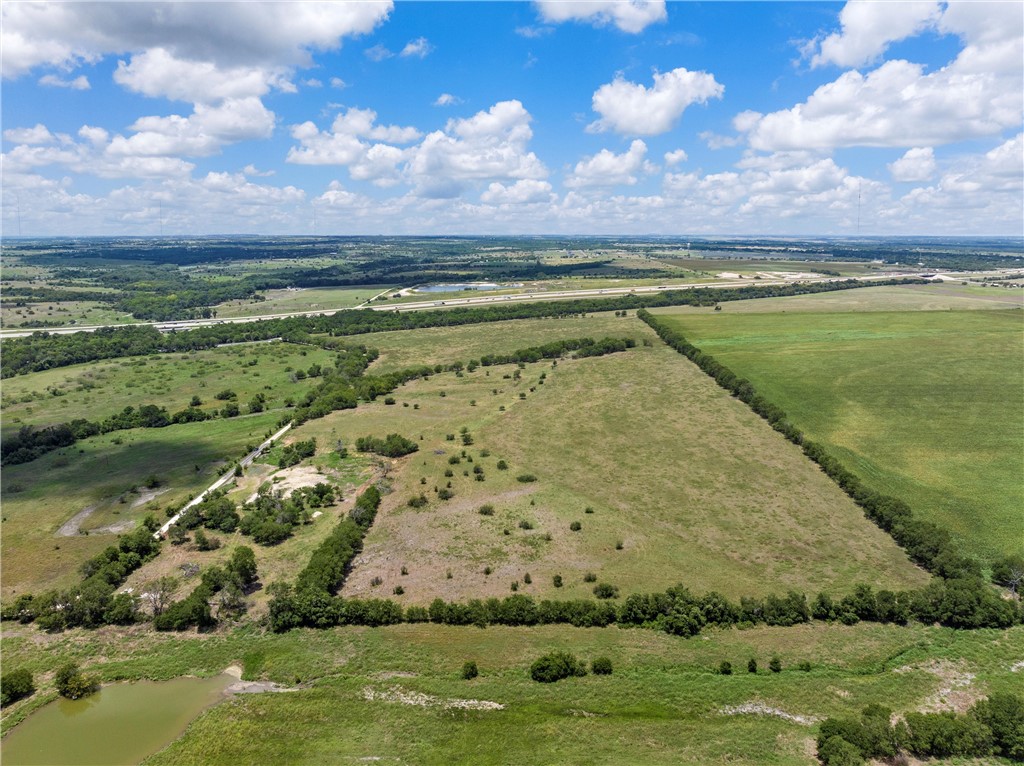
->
[565, 139, 654, 187]
[534, 0, 667, 34]
[39, 74, 90, 90]
[807, 0, 943, 68]
[401, 37, 433, 58]
[888, 147, 937, 182]
[589, 68, 723, 136]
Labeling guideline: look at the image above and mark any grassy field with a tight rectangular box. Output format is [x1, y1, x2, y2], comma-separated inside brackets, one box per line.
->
[364, 311, 656, 373]
[1, 621, 1020, 764]
[1, 341, 335, 433]
[0, 300, 136, 329]
[211, 285, 395, 317]
[291, 340, 926, 603]
[0, 414, 280, 598]
[652, 297, 1023, 561]
[657, 282, 1023, 315]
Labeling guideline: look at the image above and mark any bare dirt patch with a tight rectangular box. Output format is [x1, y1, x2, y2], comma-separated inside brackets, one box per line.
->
[719, 701, 819, 725]
[245, 465, 329, 503]
[894, 659, 983, 714]
[362, 685, 504, 711]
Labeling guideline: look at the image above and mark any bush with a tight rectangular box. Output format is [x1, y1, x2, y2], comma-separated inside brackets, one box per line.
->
[461, 661, 479, 680]
[1, 668, 34, 706]
[769, 656, 782, 673]
[583, 572, 597, 583]
[817, 735, 865, 766]
[54, 662, 97, 700]
[553, 575, 563, 588]
[496, 460, 508, 470]
[747, 658, 757, 674]
[478, 504, 495, 516]
[355, 433, 418, 458]
[516, 474, 537, 483]
[569, 521, 582, 532]
[593, 583, 619, 599]
[591, 657, 613, 675]
[530, 651, 587, 683]
[718, 661, 733, 675]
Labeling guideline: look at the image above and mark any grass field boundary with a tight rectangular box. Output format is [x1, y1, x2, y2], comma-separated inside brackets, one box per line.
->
[635, 309, 1003, 586]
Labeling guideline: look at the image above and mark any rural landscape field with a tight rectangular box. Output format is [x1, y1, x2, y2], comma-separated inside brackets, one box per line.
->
[2, 1, 1023, 765]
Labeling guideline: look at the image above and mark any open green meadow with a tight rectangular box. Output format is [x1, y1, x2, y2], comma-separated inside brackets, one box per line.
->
[1, 621, 1020, 765]
[1, 341, 334, 434]
[211, 285, 395, 317]
[364, 311, 655, 373]
[652, 293, 1023, 561]
[290, 340, 926, 603]
[1, 413, 280, 598]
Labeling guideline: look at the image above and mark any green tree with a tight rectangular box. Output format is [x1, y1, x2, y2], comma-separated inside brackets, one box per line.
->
[1, 669, 35, 707]
[227, 546, 258, 586]
[54, 663, 97, 700]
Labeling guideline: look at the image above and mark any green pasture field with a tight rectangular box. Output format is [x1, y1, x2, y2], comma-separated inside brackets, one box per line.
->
[0, 413, 280, 599]
[652, 299, 1023, 560]
[1, 621, 1020, 765]
[211, 285, 395, 317]
[655, 256, 883, 277]
[0, 301, 136, 329]
[656, 282, 1023, 315]
[363, 311, 656, 373]
[1, 341, 335, 434]
[291, 341, 926, 603]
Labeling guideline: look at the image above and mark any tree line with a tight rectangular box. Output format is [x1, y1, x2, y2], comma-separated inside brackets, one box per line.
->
[1, 278, 925, 378]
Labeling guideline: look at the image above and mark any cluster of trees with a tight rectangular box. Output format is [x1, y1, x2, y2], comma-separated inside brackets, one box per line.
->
[637, 310, 1014, 600]
[355, 433, 419, 458]
[266, 575, 1023, 636]
[154, 547, 257, 631]
[530, 651, 588, 683]
[0, 523, 161, 631]
[477, 336, 635, 366]
[292, 486, 382, 597]
[817, 695, 1023, 764]
[238, 485, 313, 545]
[172, 492, 241, 534]
[2, 279, 923, 378]
[278, 438, 317, 468]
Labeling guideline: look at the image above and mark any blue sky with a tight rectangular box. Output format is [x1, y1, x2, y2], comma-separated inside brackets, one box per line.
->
[2, 1, 1021, 236]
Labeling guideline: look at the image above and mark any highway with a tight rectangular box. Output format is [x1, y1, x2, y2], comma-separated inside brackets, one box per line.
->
[0, 272, 945, 339]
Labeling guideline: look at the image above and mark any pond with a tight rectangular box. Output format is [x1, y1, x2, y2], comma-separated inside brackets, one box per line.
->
[415, 282, 520, 293]
[1, 674, 233, 765]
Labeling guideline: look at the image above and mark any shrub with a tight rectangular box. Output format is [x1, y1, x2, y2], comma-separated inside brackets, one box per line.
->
[523, 573, 532, 584]
[438, 488, 455, 500]
[448, 455, 461, 464]
[479, 504, 495, 516]
[384, 396, 396, 405]
[747, 658, 758, 674]
[55, 663, 97, 700]
[496, 460, 508, 470]
[593, 583, 619, 599]
[719, 661, 733, 675]
[518, 519, 534, 530]
[585, 506, 594, 514]
[407, 494, 428, 508]
[591, 657, 613, 675]
[462, 661, 479, 680]
[798, 660, 812, 672]
[569, 521, 582, 531]
[553, 575, 563, 588]
[817, 735, 865, 766]
[583, 572, 597, 583]
[393, 586, 404, 595]
[355, 433, 418, 458]
[517, 474, 537, 483]
[1, 669, 35, 706]
[769, 656, 782, 673]
[530, 651, 587, 683]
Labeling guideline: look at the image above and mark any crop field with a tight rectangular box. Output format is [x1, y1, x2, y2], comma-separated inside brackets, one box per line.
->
[652, 298, 1023, 560]
[1, 341, 336, 434]
[364, 311, 656, 373]
[290, 339, 926, 603]
[1, 621, 1020, 764]
[210, 285, 395, 317]
[1, 413, 280, 598]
